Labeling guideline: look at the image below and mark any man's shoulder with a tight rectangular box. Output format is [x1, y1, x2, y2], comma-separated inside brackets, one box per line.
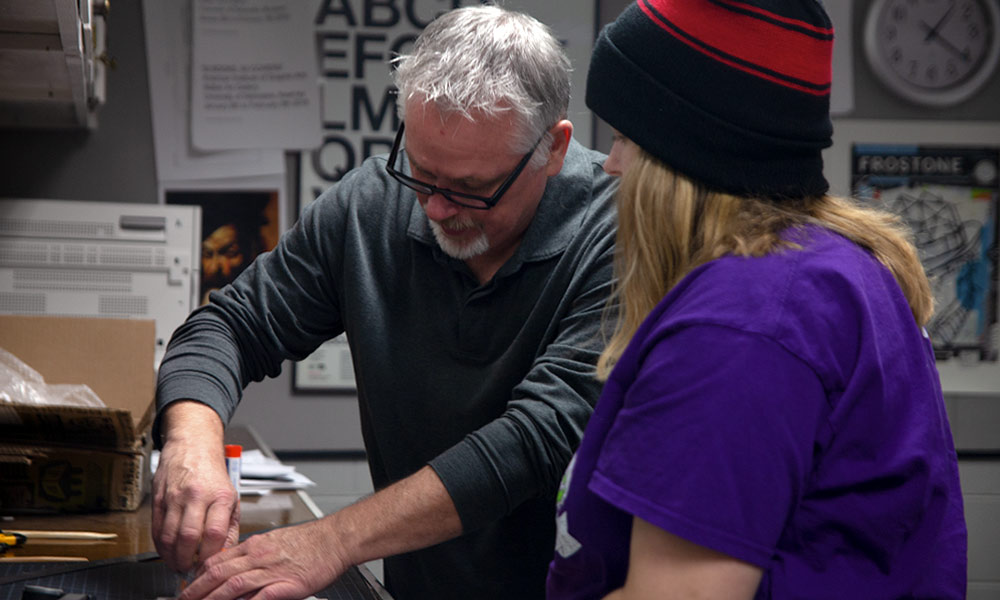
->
[550, 139, 616, 209]
[661, 228, 901, 359]
[331, 154, 394, 196]
[296, 153, 416, 255]
[562, 139, 611, 180]
[308, 154, 401, 214]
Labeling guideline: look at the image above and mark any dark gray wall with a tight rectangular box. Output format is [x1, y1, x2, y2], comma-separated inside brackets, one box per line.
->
[0, 0, 158, 204]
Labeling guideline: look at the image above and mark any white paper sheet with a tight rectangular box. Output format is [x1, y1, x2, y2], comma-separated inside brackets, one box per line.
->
[143, 0, 284, 181]
[191, 0, 322, 151]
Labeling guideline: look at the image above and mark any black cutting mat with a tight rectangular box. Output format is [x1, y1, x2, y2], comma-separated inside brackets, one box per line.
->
[0, 560, 386, 600]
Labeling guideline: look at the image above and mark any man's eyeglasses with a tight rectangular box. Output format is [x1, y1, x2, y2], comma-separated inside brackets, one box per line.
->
[385, 122, 544, 210]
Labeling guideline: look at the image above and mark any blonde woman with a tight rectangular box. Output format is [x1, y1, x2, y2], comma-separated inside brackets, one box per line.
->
[547, 1, 967, 598]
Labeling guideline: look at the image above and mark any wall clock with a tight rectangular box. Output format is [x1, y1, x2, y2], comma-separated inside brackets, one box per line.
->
[864, 0, 1000, 107]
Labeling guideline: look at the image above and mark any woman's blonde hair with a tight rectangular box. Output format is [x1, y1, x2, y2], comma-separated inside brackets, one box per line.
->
[596, 148, 934, 380]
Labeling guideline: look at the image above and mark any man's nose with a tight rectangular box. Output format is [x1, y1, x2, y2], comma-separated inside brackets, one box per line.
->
[421, 191, 461, 222]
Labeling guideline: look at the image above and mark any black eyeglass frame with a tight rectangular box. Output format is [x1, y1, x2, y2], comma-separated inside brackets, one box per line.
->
[385, 122, 545, 210]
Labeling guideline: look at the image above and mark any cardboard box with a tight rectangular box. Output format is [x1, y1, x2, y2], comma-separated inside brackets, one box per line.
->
[0, 315, 156, 512]
[0, 442, 150, 512]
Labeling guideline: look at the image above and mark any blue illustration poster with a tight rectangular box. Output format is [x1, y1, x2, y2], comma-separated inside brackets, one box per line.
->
[852, 144, 999, 361]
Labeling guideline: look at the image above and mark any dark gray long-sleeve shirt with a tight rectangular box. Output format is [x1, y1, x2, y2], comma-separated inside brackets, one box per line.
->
[155, 139, 618, 599]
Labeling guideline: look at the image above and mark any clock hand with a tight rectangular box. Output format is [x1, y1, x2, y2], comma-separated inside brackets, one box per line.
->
[919, 20, 972, 62]
[922, 2, 957, 42]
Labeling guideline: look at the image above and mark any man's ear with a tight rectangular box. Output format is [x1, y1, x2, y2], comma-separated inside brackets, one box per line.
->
[544, 120, 574, 177]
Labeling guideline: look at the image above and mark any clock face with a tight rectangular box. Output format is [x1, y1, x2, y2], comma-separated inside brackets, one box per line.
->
[865, 0, 1000, 106]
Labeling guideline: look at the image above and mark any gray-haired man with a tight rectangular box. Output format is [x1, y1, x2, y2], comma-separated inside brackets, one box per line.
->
[152, 6, 617, 599]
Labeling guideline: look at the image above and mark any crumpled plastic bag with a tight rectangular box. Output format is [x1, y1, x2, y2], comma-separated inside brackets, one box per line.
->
[0, 347, 105, 408]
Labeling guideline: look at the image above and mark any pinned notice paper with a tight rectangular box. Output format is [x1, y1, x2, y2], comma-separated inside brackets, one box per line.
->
[191, 0, 322, 151]
[143, 0, 284, 181]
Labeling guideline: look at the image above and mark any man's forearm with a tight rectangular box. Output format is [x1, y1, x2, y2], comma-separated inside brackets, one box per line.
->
[325, 465, 463, 567]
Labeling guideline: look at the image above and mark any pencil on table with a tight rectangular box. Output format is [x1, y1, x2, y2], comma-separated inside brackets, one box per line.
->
[5, 530, 117, 541]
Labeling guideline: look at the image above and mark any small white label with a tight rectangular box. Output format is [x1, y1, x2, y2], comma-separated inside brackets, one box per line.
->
[555, 511, 582, 558]
[226, 456, 241, 493]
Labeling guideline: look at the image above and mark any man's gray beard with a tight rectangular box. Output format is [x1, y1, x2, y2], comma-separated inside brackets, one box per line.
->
[430, 219, 490, 260]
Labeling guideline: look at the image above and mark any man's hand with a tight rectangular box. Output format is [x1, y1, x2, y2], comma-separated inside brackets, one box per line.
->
[152, 401, 239, 573]
[179, 519, 347, 600]
[175, 465, 463, 600]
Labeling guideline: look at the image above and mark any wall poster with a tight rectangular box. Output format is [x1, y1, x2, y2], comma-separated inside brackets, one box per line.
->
[165, 189, 282, 306]
[292, 333, 356, 393]
[852, 144, 1000, 362]
[292, 0, 597, 394]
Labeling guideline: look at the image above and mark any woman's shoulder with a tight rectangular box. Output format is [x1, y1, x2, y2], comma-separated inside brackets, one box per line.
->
[652, 227, 894, 354]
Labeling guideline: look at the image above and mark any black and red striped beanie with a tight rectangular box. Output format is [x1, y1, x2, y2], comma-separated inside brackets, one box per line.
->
[587, 0, 834, 198]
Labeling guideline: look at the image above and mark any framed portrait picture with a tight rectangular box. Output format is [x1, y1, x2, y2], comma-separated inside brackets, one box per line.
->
[292, 334, 356, 394]
[165, 189, 281, 306]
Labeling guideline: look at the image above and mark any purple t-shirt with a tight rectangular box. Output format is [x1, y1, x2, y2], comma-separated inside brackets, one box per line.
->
[547, 227, 967, 599]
